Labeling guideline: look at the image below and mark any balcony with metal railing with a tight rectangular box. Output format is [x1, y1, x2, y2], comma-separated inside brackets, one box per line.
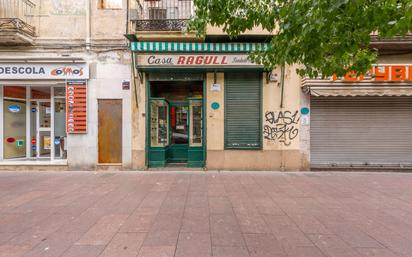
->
[0, 0, 36, 45]
[132, 0, 193, 32]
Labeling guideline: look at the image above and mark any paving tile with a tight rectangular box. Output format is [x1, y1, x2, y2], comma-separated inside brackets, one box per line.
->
[150, 214, 182, 232]
[181, 214, 210, 233]
[263, 215, 313, 246]
[76, 214, 128, 245]
[326, 225, 382, 248]
[244, 233, 286, 257]
[308, 234, 363, 257]
[137, 246, 175, 257]
[355, 247, 401, 257]
[0, 232, 19, 244]
[209, 197, 234, 214]
[143, 230, 179, 246]
[22, 232, 81, 257]
[0, 244, 32, 257]
[0, 191, 48, 208]
[184, 206, 209, 217]
[282, 245, 326, 257]
[119, 214, 156, 233]
[175, 232, 211, 257]
[212, 246, 250, 257]
[210, 215, 245, 247]
[61, 245, 105, 257]
[8, 214, 72, 247]
[287, 212, 331, 234]
[234, 211, 270, 234]
[99, 233, 146, 257]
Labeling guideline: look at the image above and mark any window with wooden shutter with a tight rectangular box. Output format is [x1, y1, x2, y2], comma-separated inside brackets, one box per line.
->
[149, 8, 167, 19]
[225, 72, 262, 149]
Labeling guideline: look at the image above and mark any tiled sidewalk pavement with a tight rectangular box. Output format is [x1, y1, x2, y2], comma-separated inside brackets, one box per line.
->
[0, 171, 412, 257]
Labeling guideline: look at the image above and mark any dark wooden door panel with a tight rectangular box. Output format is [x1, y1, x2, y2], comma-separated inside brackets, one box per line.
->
[98, 99, 122, 163]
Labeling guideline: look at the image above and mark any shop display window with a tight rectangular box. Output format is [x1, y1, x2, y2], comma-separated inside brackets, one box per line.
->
[150, 99, 169, 147]
[189, 100, 202, 146]
[2, 85, 67, 161]
[3, 99, 26, 159]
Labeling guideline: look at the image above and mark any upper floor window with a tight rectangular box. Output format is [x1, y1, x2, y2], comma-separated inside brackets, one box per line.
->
[99, 0, 123, 9]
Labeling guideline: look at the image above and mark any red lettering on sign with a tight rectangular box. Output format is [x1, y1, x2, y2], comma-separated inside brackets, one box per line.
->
[177, 56, 186, 65]
[409, 66, 412, 80]
[186, 56, 194, 65]
[195, 56, 204, 65]
[332, 65, 412, 82]
[204, 56, 213, 65]
[374, 66, 389, 81]
[221, 56, 228, 65]
[212, 57, 219, 65]
[391, 65, 406, 81]
[344, 71, 358, 81]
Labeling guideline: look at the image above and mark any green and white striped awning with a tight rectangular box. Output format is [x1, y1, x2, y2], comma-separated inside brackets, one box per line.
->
[130, 42, 269, 52]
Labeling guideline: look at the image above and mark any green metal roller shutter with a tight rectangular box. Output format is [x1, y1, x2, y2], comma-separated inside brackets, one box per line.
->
[225, 72, 262, 149]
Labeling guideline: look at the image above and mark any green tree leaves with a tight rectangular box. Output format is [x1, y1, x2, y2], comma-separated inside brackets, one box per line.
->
[189, 0, 411, 78]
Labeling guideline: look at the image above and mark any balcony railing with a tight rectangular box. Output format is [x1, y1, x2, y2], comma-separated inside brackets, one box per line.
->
[0, 0, 36, 38]
[132, 0, 193, 32]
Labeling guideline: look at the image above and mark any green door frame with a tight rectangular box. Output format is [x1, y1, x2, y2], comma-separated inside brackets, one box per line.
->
[145, 73, 206, 168]
[168, 101, 189, 163]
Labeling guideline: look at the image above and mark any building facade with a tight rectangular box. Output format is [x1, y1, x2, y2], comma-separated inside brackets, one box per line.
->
[1, 0, 411, 171]
[129, 0, 412, 171]
[0, 0, 132, 170]
[128, 0, 310, 171]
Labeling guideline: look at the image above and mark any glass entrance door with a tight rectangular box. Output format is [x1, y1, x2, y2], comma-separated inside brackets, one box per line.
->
[168, 102, 189, 163]
[31, 100, 51, 159]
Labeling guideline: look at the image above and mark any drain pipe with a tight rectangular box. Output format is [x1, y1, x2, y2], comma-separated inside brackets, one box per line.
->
[280, 64, 286, 171]
[280, 64, 285, 108]
[86, 0, 91, 50]
[131, 51, 139, 109]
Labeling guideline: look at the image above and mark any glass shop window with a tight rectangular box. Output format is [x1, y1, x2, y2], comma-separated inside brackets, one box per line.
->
[150, 99, 169, 147]
[189, 100, 202, 146]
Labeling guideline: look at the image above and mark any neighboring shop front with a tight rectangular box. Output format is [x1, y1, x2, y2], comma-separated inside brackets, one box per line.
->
[131, 42, 309, 170]
[304, 64, 412, 170]
[0, 60, 89, 167]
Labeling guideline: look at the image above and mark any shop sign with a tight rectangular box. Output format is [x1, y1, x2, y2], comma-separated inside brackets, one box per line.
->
[122, 80, 130, 90]
[16, 140, 24, 147]
[8, 104, 21, 113]
[137, 54, 260, 67]
[211, 84, 221, 92]
[44, 136, 51, 150]
[332, 65, 412, 82]
[66, 80, 87, 134]
[0, 63, 89, 80]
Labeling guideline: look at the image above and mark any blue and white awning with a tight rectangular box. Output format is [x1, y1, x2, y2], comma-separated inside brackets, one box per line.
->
[130, 42, 269, 52]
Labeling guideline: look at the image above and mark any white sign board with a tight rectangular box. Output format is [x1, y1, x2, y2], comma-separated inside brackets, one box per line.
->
[137, 54, 261, 67]
[211, 84, 221, 92]
[0, 63, 89, 80]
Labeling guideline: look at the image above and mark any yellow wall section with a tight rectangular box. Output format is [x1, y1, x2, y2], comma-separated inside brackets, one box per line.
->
[206, 72, 225, 150]
[132, 72, 146, 168]
[262, 66, 301, 151]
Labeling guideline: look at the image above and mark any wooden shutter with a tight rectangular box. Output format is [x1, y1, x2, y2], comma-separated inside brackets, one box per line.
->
[225, 72, 262, 149]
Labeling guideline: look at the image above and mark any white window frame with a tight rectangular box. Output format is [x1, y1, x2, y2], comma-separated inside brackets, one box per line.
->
[0, 85, 3, 161]
[0, 83, 66, 162]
